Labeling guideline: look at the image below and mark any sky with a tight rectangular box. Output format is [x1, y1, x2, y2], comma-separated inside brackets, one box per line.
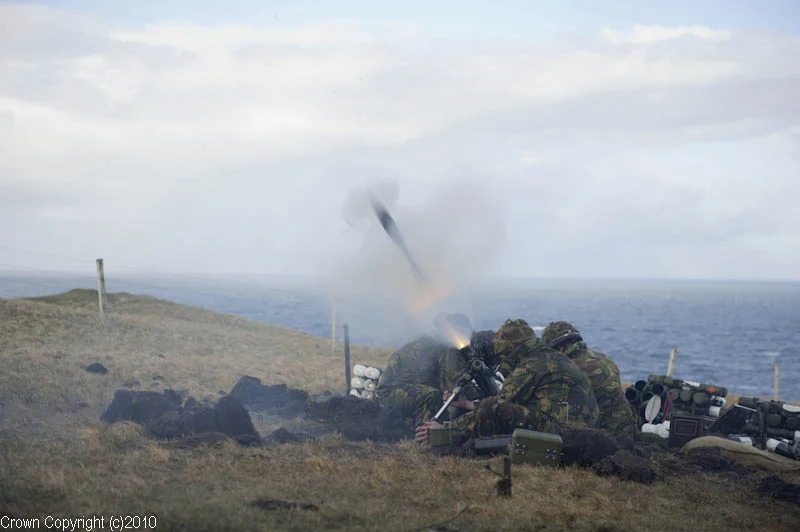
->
[1, 0, 799, 286]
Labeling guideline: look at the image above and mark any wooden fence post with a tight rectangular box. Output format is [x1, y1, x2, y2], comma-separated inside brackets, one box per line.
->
[666, 348, 678, 377]
[96, 258, 107, 328]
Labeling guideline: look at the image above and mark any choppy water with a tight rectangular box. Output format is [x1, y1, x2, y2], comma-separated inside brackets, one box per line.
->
[2, 273, 798, 400]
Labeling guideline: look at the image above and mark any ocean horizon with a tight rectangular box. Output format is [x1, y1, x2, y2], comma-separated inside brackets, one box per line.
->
[2, 271, 798, 401]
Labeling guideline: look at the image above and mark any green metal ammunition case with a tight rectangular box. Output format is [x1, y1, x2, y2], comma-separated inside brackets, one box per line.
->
[509, 429, 563, 466]
[428, 423, 454, 448]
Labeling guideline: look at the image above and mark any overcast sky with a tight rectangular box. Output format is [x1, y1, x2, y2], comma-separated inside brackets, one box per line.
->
[1, 0, 799, 284]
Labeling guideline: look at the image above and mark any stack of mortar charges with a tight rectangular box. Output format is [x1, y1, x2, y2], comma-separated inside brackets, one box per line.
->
[725, 397, 800, 459]
[625, 375, 728, 433]
[349, 364, 382, 400]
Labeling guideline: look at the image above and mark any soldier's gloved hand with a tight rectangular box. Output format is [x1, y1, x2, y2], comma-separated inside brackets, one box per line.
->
[443, 390, 475, 411]
[415, 421, 441, 444]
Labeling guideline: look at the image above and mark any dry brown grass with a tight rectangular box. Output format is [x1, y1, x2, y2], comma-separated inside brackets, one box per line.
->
[2, 290, 799, 531]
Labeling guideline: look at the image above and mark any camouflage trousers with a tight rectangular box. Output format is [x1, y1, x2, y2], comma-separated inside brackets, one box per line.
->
[377, 385, 444, 434]
[452, 396, 596, 444]
[597, 396, 638, 436]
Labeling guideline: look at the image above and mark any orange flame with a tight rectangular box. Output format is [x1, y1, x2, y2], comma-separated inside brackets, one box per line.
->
[434, 312, 470, 350]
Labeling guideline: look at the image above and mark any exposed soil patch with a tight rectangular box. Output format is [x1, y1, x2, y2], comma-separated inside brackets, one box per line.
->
[594, 450, 657, 484]
[758, 475, 800, 505]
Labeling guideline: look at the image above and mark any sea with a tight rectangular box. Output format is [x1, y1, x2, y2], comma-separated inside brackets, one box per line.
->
[2, 273, 799, 401]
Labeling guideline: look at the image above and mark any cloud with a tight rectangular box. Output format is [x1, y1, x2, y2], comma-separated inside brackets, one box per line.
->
[600, 25, 733, 45]
[0, 4, 798, 280]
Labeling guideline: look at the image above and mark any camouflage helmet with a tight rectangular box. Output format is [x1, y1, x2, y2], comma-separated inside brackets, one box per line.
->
[542, 321, 583, 350]
[493, 318, 536, 360]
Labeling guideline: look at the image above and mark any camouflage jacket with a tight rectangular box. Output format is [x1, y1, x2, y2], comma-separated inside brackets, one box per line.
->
[500, 341, 600, 427]
[376, 335, 454, 392]
[452, 340, 600, 437]
[563, 341, 636, 435]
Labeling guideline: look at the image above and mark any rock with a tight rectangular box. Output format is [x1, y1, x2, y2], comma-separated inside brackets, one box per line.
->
[214, 395, 261, 443]
[101, 390, 179, 425]
[101, 389, 261, 447]
[184, 397, 201, 409]
[229, 376, 309, 414]
[594, 450, 658, 484]
[85, 362, 108, 375]
[163, 389, 184, 407]
[561, 428, 620, 467]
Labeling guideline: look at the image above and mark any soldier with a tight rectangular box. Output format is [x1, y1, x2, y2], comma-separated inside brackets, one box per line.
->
[376, 313, 494, 434]
[541, 321, 637, 437]
[416, 318, 600, 445]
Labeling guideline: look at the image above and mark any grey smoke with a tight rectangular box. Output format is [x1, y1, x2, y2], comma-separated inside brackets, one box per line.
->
[325, 178, 508, 339]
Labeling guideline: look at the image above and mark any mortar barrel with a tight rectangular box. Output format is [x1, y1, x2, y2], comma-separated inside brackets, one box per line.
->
[625, 388, 641, 403]
[635, 380, 648, 392]
[738, 396, 760, 409]
[667, 389, 681, 402]
[786, 416, 800, 431]
[693, 392, 709, 406]
[679, 389, 693, 403]
[766, 413, 784, 428]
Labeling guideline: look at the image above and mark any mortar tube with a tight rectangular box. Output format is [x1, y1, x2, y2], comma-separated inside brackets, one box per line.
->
[738, 397, 760, 409]
[650, 383, 665, 397]
[667, 389, 681, 402]
[692, 392, 709, 406]
[679, 389, 693, 403]
[635, 380, 648, 392]
[785, 416, 800, 431]
[625, 388, 641, 403]
[766, 413, 784, 428]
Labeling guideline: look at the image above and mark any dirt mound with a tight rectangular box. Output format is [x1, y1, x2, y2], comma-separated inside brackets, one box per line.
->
[758, 475, 800, 505]
[229, 376, 309, 416]
[594, 450, 657, 484]
[304, 395, 407, 442]
[560, 428, 620, 467]
[101, 389, 261, 446]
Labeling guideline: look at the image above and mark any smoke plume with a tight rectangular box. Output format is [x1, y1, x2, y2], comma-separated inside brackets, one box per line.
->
[325, 178, 507, 341]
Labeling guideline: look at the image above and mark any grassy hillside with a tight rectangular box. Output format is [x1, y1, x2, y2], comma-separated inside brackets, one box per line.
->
[1, 289, 389, 416]
[1, 290, 799, 531]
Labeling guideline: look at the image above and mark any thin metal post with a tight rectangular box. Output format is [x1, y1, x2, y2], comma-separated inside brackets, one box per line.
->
[344, 324, 351, 394]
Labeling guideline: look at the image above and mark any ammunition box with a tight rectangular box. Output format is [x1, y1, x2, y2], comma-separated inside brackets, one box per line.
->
[668, 414, 705, 449]
[428, 424, 453, 448]
[510, 429, 562, 466]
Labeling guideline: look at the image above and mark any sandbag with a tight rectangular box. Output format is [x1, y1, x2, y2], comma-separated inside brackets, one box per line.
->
[682, 436, 800, 473]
